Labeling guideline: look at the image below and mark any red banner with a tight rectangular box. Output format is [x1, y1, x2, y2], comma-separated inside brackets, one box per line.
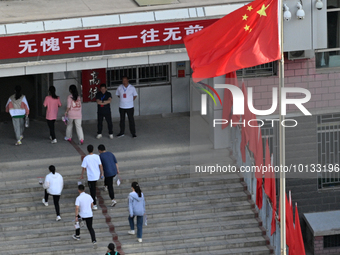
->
[0, 19, 218, 60]
[82, 69, 107, 102]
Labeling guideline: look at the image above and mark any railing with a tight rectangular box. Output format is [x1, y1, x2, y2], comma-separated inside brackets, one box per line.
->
[317, 115, 340, 189]
[230, 126, 281, 255]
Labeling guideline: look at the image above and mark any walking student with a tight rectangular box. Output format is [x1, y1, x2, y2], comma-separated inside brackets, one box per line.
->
[42, 165, 64, 221]
[98, 144, 120, 207]
[96, 84, 113, 139]
[65, 84, 84, 145]
[43, 86, 61, 144]
[116, 76, 138, 138]
[5, 85, 29, 145]
[81, 144, 104, 210]
[128, 182, 145, 243]
[105, 243, 120, 255]
[73, 184, 97, 248]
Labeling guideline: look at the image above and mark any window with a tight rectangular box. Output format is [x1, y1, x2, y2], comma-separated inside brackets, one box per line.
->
[317, 114, 340, 189]
[107, 63, 170, 88]
[315, 0, 340, 68]
[236, 61, 277, 78]
[324, 234, 340, 248]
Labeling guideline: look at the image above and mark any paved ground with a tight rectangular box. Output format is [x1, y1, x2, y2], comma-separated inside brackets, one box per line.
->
[0, 113, 190, 165]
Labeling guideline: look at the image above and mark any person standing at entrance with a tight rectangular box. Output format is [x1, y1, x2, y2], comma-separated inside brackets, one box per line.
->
[73, 184, 97, 249]
[42, 165, 63, 221]
[5, 85, 30, 146]
[43, 86, 61, 144]
[128, 182, 145, 243]
[116, 76, 138, 138]
[81, 144, 104, 210]
[96, 84, 113, 139]
[65, 84, 84, 145]
[98, 144, 120, 207]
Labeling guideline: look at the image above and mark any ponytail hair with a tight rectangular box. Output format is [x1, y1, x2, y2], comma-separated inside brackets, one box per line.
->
[49, 165, 56, 174]
[14, 85, 22, 100]
[49, 86, 58, 99]
[131, 182, 142, 197]
[69, 84, 79, 102]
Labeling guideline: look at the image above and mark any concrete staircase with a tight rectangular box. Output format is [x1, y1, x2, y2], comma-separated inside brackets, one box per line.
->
[0, 149, 272, 255]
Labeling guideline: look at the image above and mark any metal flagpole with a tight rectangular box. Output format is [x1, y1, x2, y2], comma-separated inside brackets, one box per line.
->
[278, 0, 286, 253]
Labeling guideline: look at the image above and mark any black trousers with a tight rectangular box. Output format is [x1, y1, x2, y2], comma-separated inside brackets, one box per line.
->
[104, 175, 115, 200]
[75, 216, 96, 242]
[97, 113, 113, 135]
[119, 107, 135, 135]
[44, 189, 60, 216]
[47, 119, 56, 140]
[88, 181, 97, 205]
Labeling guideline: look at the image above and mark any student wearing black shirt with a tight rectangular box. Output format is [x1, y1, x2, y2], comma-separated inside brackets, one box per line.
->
[96, 84, 113, 139]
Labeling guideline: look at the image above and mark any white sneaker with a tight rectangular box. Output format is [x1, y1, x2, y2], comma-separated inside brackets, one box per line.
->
[93, 241, 97, 249]
[111, 200, 117, 207]
[102, 186, 108, 192]
[128, 230, 135, 235]
[51, 139, 57, 144]
[96, 134, 102, 139]
[92, 205, 98, 210]
[56, 215, 61, 221]
[42, 198, 48, 206]
[138, 238, 142, 243]
[109, 134, 114, 139]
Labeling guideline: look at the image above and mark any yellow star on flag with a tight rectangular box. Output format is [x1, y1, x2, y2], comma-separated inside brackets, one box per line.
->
[244, 25, 250, 31]
[242, 14, 248, 20]
[257, 4, 270, 17]
[247, 6, 253, 11]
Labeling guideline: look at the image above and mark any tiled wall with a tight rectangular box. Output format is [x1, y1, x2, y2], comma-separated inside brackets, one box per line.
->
[244, 58, 340, 115]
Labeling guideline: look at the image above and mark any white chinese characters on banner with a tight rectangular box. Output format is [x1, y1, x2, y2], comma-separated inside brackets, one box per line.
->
[120, 24, 204, 44]
[163, 27, 182, 41]
[184, 25, 204, 35]
[63, 36, 82, 50]
[18, 34, 101, 54]
[40, 37, 60, 52]
[19, 40, 38, 54]
[140, 29, 160, 44]
[88, 87, 98, 100]
[84, 34, 101, 48]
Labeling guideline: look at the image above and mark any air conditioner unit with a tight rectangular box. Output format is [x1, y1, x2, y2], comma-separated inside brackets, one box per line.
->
[288, 50, 315, 60]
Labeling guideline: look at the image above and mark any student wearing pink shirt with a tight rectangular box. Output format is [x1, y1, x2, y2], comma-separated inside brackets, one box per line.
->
[64, 85, 84, 145]
[43, 86, 61, 144]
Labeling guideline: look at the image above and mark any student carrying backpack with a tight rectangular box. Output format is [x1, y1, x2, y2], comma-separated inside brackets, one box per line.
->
[105, 243, 120, 255]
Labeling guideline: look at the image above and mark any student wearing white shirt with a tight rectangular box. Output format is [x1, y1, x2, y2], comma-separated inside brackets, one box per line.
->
[81, 144, 104, 210]
[73, 184, 97, 249]
[115, 76, 138, 138]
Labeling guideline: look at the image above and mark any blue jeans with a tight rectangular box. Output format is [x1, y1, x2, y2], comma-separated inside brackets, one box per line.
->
[128, 215, 143, 238]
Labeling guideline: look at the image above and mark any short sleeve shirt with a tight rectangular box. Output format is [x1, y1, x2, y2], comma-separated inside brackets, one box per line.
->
[43, 96, 61, 120]
[96, 91, 112, 115]
[67, 95, 82, 119]
[115, 84, 138, 109]
[75, 192, 94, 218]
[99, 152, 118, 177]
[81, 154, 102, 181]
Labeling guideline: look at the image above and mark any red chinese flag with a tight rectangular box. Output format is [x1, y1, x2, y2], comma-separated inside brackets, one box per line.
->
[263, 140, 277, 235]
[286, 193, 295, 255]
[264, 139, 275, 208]
[255, 128, 263, 209]
[240, 83, 250, 162]
[184, 0, 280, 82]
[222, 72, 239, 129]
[256, 176, 263, 209]
[294, 204, 306, 255]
